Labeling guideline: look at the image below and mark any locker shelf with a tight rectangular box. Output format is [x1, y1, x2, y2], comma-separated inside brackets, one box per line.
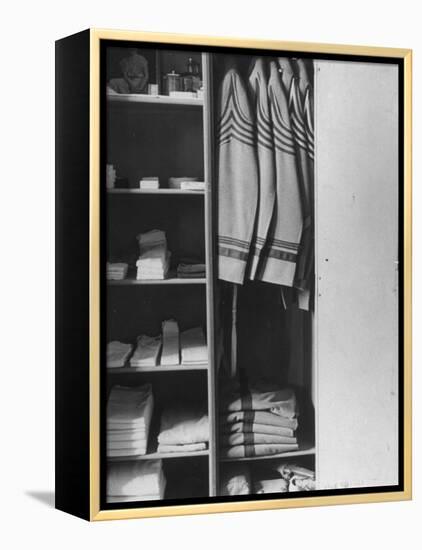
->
[107, 93, 203, 108]
[107, 363, 209, 373]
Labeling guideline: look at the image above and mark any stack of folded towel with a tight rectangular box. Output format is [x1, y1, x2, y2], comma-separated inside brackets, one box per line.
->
[139, 176, 159, 190]
[130, 335, 162, 368]
[107, 341, 133, 368]
[107, 384, 154, 457]
[177, 259, 206, 279]
[157, 404, 209, 453]
[136, 229, 171, 280]
[220, 381, 299, 458]
[107, 459, 166, 503]
[106, 262, 128, 280]
[160, 319, 180, 365]
[181, 327, 207, 365]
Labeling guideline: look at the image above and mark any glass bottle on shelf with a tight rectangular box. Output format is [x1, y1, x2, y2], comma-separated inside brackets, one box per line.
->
[182, 58, 194, 92]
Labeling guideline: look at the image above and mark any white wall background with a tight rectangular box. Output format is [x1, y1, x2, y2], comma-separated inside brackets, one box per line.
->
[0, 1, 419, 548]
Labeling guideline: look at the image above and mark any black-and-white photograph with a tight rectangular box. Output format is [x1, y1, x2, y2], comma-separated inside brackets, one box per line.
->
[102, 42, 401, 507]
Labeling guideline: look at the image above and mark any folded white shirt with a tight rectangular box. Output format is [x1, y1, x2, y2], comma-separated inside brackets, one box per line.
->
[160, 319, 180, 365]
[130, 335, 162, 367]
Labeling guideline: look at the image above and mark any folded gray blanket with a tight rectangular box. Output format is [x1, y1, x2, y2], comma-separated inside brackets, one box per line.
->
[221, 421, 294, 438]
[221, 384, 296, 418]
[221, 432, 297, 446]
[220, 410, 298, 430]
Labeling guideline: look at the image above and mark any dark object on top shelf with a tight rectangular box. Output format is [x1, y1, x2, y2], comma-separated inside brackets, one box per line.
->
[107, 49, 149, 94]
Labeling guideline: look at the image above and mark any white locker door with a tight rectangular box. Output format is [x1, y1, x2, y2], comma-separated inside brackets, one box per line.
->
[315, 61, 399, 489]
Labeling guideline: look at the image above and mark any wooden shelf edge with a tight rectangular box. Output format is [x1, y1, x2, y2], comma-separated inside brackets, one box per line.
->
[107, 363, 209, 373]
[107, 277, 206, 285]
[107, 450, 209, 462]
[219, 446, 316, 463]
[107, 93, 204, 107]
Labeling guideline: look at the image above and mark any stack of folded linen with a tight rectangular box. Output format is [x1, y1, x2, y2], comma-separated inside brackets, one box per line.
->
[160, 319, 180, 366]
[219, 382, 299, 459]
[180, 180, 205, 191]
[106, 262, 128, 280]
[107, 341, 133, 368]
[107, 384, 154, 457]
[136, 229, 170, 280]
[139, 177, 159, 190]
[180, 327, 207, 365]
[130, 335, 162, 368]
[177, 259, 206, 279]
[107, 459, 166, 503]
[157, 404, 209, 453]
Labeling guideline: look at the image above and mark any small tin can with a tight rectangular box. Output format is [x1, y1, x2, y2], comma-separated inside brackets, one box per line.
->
[164, 70, 182, 94]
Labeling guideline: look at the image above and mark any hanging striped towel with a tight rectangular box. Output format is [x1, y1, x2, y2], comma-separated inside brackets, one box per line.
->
[217, 68, 258, 284]
[248, 58, 276, 279]
[256, 61, 303, 287]
[288, 58, 315, 310]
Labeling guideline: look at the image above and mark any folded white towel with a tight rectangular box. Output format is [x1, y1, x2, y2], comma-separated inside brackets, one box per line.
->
[130, 335, 162, 367]
[139, 177, 160, 190]
[158, 405, 209, 445]
[107, 262, 128, 271]
[107, 446, 148, 457]
[107, 384, 154, 429]
[137, 229, 166, 252]
[157, 442, 207, 453]
[107, 428, 146, 441]
[106, 341, 133, 368]
[160, 319, 180, 365]
[106, 434, 148, 450]
[106, 262, 128, 281]
[180, 181, 206, 191]
[181, 327, 207, 364]
[107, 460, 165, 498]
[136, 244, 167, 265]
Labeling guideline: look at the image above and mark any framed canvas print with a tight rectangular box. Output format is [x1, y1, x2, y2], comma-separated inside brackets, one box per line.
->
[55, 28, 412, 521]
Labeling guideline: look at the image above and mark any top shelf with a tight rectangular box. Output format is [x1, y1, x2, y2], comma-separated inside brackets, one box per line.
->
[107, 93, 204, 108]
[107, 188, 205, 196]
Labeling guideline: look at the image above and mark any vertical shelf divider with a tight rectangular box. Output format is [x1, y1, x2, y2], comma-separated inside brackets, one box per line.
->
[202, 52, 217, 497]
